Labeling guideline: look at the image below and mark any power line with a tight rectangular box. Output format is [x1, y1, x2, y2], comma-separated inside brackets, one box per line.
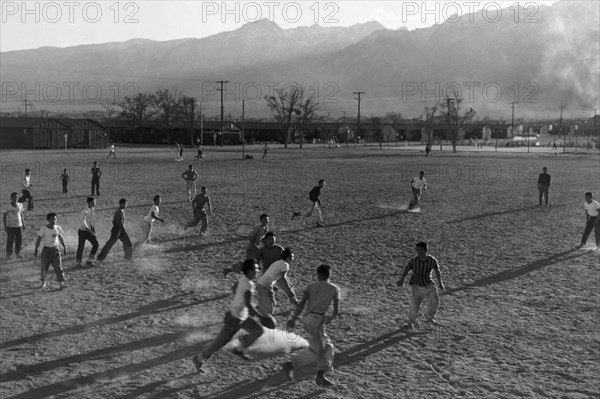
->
[216, 80, 229, 148]
[353, 91, 365, 148]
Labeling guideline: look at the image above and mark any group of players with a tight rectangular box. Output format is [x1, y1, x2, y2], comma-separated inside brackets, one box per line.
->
[3, 151, 599, 389]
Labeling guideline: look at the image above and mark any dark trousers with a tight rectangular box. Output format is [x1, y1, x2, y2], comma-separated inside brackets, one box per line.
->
[200, 311, 263, 360]
[581, 216, 600, 246]
[40, 247, 65, 282]
[18, 189, 33, 210]
[538, 185, 549, 205]
[97, 228, 132, 262]
[62, 181, 68, 193]
[91, 178, 100, 195]
[6, 227, 22, 256]
[188, 208, 208, 233]
[76, 228, 99, 264]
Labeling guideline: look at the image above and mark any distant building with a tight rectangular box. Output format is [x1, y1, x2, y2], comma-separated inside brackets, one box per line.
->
[0, 117, 105, 149]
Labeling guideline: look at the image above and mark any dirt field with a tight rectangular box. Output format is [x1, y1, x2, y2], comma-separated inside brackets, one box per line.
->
[0, 144, 598, 399]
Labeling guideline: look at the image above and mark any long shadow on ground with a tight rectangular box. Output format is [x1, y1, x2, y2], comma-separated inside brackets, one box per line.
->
[448, 205, 539, 224]
[0, 293, 229, 350]
[443, 248, 584, 295]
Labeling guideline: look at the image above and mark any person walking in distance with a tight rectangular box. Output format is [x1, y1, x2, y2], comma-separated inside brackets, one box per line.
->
[186, 186, 212, 236]
[18, 168, 34, 210]
[138, 195, 165, 247]
[191, 259, 275, 373]
[396, 242, 446, 330]
[292, 179, 325, 227]
[181, 165, 199, 202]
[578, 192, 600, 249]
[96, 198, 133, 264]
[408, 171, 427, 210]
[106, 143, 117, 159]
[3, 192, 26, 260]
[34, 213, 67, 289]
[256, 247, 299, 315]
[262, 143, 270, 159]
[75, 197, 99, 267]
[283, 264, 340, 387]
[60, 168, 69, 194]
[537, 167, 551, 206]
[91, 161, 101, 196]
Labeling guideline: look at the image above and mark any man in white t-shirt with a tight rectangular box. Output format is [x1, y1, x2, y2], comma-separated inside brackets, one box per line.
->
[256, 247, 299, 315]
[408, 171, 427, 210]
[34, 213, 67, 289]
[138, 195, 165, 248]
[76, 197, 99, 267]
[579, 192, 600, 249]
[191, 259, 273, 373]
[3, 192, 26, 259]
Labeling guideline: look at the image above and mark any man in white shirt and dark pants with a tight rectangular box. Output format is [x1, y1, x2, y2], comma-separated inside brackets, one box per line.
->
[76, 197, 99, 267]
[579, 192, 600, 249]
[408, 171, 427, 210]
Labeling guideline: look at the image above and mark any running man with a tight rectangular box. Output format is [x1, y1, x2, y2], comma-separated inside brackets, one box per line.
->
[256, 248, 299, 315]
[18, 168, 34, 210]
[579, 192, 600, 249]
[91, 161, 101, 196]
[283, 264, 340, 387]
[408, 171, 427, 210]
[257, 232, 284, 272]
[246, 214, 270, 260]
[396, 242, 446, 330]
[292, 179, 325, 227]
[138, 195, 165, 247]
[186, 186, 211, 236]
[181, 165, 199, 202]
[96, 198, 133, 264]
[191, 259, 274, 373]
[106, 143, 117, 159]
[4, 192, 26, 260]
[75, 197, 99, 267]
[34, 213, 67, 289]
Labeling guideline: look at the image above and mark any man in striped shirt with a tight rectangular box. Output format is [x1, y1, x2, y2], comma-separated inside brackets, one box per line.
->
[397, 242, 445, 329]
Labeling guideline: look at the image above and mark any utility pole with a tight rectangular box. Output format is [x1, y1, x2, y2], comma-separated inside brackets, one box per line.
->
[217, 80, 229, 148]
[559, 105, 566, 154]
[22, 99, 30, 116]
[242, 100, 246, 158]
[200, 100, 204, 148]
[353, 92, 364, 148]
[592, 109, 597, 151]
[343, 111, 347, 148]
[510, 102, 516, 139]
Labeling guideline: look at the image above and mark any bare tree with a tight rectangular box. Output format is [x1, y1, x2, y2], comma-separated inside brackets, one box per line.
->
[439, 88, 476, 153]
[264, 84, 304, 148]
[154, 88, 182, 145]
[423, 105, 438, 145]
[180, 96, 202, 146]
[121, 93, 156, 143]
[295, 93, 319, 149]
[101, 99, 119, 122]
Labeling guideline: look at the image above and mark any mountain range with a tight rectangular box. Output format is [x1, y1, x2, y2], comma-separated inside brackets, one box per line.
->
[1, 1, 598, 119]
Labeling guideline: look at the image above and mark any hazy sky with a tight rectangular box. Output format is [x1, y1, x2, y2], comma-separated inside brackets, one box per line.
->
[1, 0, 558, 52]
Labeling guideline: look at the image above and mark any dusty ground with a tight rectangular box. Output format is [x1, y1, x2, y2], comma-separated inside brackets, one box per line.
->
[0, 144, 598, 399]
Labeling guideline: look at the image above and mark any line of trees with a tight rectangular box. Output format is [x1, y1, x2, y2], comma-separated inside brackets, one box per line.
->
[105, 88, 203, 145]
